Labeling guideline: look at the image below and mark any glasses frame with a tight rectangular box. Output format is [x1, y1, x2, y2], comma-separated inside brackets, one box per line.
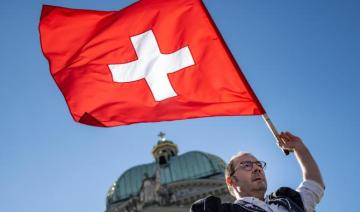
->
[230, 160, 266, 176]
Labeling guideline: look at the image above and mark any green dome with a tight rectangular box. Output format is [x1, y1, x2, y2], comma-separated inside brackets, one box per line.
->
[108, 151, 226, 203]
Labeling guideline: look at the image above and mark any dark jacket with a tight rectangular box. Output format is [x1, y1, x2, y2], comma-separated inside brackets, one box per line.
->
[190, 187, 305, 212]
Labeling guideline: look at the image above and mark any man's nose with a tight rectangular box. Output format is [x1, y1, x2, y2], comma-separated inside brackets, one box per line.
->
[252, 164, 262, 173]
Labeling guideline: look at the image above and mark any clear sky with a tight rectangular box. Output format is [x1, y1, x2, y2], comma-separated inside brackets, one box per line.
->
[1, 0, 359, 211]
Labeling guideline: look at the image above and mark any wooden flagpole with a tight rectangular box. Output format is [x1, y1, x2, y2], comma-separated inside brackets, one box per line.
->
[262, 113, 291, 155]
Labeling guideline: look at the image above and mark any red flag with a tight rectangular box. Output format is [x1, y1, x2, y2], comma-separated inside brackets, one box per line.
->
[39, 0, 265, 127]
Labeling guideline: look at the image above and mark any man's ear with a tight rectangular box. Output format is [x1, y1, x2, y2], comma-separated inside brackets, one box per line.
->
[226, 176, 233, 186]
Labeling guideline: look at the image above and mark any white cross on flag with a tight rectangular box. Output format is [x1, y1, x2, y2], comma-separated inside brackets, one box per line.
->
[109, 30, 195, 101]
[39, 0, 265, 127]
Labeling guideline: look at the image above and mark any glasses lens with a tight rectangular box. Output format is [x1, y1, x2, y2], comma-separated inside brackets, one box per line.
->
[240, 161, 253, 171]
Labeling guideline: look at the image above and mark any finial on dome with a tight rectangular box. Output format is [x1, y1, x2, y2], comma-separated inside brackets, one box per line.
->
[158, 132, 166, 142]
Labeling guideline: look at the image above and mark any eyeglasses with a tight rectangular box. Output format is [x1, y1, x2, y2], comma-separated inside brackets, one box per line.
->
[231, 161, 266, 176]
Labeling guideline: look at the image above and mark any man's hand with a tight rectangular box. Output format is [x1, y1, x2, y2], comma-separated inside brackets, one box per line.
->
[278, 131, 306, 152]
[278, 131, 325, 189]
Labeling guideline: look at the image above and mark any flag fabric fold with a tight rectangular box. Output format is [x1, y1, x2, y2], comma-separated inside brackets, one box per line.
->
[39, 0, 265, 127]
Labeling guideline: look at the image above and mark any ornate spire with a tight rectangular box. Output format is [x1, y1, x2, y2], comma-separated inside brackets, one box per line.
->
[152, 132, 178, 165]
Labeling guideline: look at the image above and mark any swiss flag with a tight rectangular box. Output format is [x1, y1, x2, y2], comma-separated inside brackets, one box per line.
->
[39, 0, 265, 127]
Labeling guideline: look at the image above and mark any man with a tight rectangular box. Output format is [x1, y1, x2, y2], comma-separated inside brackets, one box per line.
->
[190, 132, 325, 212]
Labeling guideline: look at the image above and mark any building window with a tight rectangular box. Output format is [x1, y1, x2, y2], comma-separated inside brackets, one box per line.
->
[159, 156, 167, 165]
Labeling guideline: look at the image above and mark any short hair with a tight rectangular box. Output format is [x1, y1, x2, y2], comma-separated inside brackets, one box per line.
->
[224, 152, 252, 197]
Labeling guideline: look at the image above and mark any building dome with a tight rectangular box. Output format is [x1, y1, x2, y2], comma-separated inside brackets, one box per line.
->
[108, 150, 226, 204]
[106, 133, 233, 212]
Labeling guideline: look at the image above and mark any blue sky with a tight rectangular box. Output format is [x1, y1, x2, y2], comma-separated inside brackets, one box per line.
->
[1, 0, 359, 211]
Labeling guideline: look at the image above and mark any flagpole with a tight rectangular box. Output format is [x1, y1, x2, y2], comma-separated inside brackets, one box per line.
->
[262, 113, 291, 155]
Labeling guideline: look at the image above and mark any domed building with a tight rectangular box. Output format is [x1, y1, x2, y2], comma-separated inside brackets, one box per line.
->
[106, 133, 234, 212]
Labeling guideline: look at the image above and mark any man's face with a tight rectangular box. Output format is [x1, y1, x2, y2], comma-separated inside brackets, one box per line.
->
[229, 154, 267, 198]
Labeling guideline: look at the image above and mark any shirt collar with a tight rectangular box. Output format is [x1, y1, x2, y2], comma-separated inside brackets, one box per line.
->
[235, 197, 270, 211]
